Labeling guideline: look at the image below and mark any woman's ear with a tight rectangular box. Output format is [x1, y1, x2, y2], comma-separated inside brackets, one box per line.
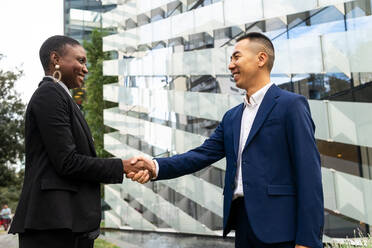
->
[50, 51, 60, 67]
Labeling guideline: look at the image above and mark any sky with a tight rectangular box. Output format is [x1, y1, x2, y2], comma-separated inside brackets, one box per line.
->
[0, 0, 63, 103]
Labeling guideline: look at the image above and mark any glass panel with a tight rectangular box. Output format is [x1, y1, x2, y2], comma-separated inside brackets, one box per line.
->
[152, 18, 171, 42]
[308, 100, 330, 141]
[119, 178, 216, 234]
[324, 211, 368, 238]
[334, 170, 372, 224]
[194, 2, 224, 34]
[171, 50, 184, 75]
[160, 176, 223, 217]
[322, 168, 337, 211]
[318, 140, 361, 176]
[171, 11, 194, 38]
[329, 101, 372, 147]
[224, 0, 263, 27]
[141, 52, 153, 76]
[288, 36, 323, 74]
[264, 0, 317, 19]
[138, 23, 152, 44]
[272, 40, 291, 74]
[104, 84, 372, 148]
[105, 185, 157, 230]
[103, 60, 119, 76]
[322, 32, 351, 76]
[212, 47, 229, 75]
[152, 48, 170, 75]
[195, 49, 213, 75]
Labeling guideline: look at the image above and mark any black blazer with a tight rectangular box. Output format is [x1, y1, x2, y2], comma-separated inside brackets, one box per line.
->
[9, 77, 123, 234]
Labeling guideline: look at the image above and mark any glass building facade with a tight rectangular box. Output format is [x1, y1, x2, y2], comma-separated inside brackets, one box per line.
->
[99, 0, 372, 240]
[64, 0, 117, 43]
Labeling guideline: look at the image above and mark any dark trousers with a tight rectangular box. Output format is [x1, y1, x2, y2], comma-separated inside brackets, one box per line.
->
[230, 197, 295, 248]
[19, 229, 94, 248]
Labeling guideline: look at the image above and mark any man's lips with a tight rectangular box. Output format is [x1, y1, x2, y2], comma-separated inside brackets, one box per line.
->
[232, 72, 240, 81]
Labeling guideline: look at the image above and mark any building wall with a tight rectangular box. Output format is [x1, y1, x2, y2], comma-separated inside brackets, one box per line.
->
[102, 0, 372, 239]
[64, 0, 116, 43]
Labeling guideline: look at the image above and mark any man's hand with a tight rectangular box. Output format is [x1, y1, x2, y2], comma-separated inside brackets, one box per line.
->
[125, 156, 156, 184]
[122, 158, 155, 184]
[295, 245, 310, 248]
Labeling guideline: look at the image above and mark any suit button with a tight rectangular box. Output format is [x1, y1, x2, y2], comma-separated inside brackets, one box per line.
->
[231, 183, 235, 189]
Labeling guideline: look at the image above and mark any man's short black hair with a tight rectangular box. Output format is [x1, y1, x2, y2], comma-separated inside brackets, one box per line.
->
[236, 32, 275, 71]
[39, 35, 80, 72]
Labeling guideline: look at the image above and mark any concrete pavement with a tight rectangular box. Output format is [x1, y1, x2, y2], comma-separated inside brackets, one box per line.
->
[0, 232, 18, 248]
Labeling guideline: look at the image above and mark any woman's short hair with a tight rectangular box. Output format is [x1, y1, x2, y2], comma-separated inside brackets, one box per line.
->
[39, 35, 80, 72]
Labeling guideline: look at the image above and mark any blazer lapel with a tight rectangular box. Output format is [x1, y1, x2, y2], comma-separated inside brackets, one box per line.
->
[243, 84, 280, 150]
[73, 104, 97, 157]
[43, 77, 97, 156]
[232, 103, 244, 160]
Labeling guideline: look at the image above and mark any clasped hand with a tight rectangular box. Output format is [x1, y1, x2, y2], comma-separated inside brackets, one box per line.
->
[122, 156, 156, 184]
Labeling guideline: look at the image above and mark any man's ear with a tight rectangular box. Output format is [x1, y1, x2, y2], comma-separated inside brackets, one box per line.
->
[257, 51, 268, 68]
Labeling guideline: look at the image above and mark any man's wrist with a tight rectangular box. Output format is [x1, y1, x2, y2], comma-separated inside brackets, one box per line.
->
[152, 159, 159, 179]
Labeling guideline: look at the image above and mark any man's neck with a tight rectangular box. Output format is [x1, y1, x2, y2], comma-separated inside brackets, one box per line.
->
[244, 75, 271, 101]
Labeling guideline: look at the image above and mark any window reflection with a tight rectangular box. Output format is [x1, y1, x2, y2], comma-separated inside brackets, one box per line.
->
[324, 211, 368, 238]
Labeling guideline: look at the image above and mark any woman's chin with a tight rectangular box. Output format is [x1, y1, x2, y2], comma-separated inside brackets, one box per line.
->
[76, 80, 84, 88]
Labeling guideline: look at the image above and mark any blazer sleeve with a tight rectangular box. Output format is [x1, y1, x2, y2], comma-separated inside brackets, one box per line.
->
[155, 114, 227, 180]
[285, 95, 324, 248]
[32, 83, 123, 184]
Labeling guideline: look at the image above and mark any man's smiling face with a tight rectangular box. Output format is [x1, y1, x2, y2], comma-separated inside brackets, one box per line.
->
[228, 39, 261, 90]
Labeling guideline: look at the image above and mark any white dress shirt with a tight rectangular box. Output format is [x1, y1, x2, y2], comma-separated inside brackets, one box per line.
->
[233, 82, 273, 198]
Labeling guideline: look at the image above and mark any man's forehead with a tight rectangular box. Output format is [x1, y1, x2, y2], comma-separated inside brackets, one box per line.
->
[233, 39, 252, 52]
[233, 39, 261, 53]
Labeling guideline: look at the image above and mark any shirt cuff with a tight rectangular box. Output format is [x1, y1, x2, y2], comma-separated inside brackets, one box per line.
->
[153, 159, 159, 179]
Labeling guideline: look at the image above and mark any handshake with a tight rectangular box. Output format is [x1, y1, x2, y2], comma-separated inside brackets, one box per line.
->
[122, 156, 156, 184]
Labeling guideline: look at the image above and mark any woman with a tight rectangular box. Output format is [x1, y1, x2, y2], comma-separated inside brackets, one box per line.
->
[9, 35, 126, 248]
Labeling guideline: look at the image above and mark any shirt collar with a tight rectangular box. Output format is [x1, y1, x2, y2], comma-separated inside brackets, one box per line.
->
[244, 82, 274, 108]
[44, 75, 72, 98]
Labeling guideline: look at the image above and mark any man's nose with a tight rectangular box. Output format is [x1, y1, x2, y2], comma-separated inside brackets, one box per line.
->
[228, 61, 235, 71]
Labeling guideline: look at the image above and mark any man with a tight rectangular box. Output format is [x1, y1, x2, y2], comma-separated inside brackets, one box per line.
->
[9, 36, 151, 248]
[130, 32, 324, 247]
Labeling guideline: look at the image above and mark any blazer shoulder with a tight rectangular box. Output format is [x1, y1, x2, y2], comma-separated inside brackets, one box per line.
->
[223, 102, 244, 119]
[31, 80, 69, 103]
[277, 88, 308, 105]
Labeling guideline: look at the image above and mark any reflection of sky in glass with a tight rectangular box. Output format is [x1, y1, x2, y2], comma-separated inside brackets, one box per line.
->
[281, 6, 372, 40]
[292, 73, 311, 81]
[346, 6, 366, 19]
[327, 73, 350, 82]
[347, 15, 372, 31]
[271, 74, 292, 85]
[288, 20, 345, 39]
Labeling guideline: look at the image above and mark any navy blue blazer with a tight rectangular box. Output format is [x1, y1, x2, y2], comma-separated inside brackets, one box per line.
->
[155, 84, 324, 248]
